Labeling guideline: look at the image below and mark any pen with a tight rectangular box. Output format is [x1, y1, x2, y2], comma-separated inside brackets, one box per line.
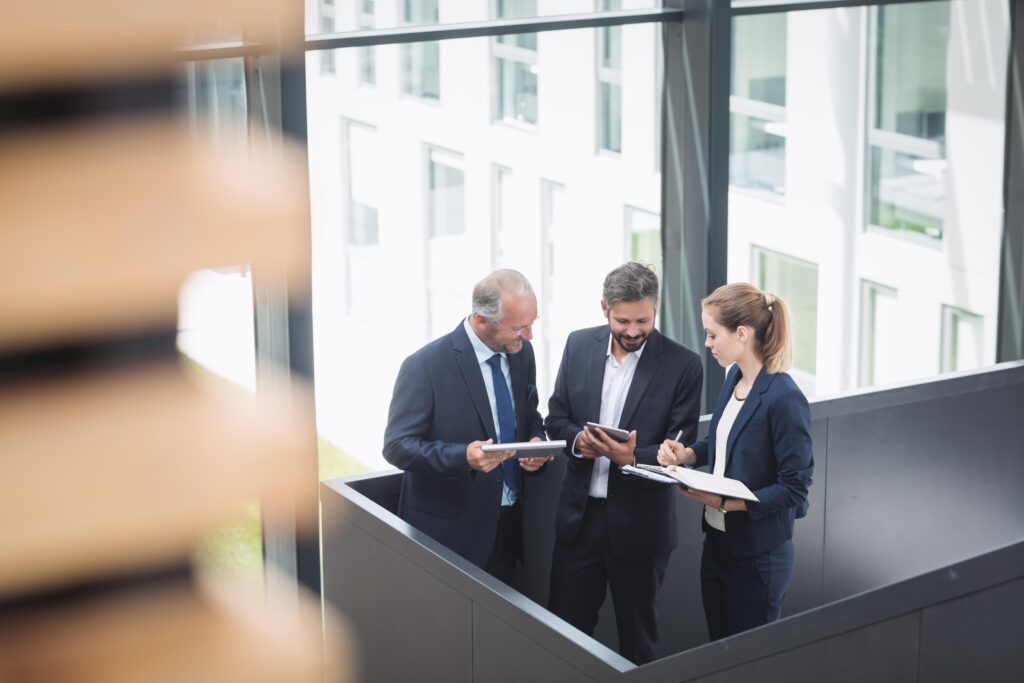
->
[673, 429, 683, 442]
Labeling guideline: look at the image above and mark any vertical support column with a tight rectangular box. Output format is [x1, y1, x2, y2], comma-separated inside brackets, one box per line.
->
[999, 0, 1024, 362]
[247, 15, 322, 604]
[661, 0, 731, 411]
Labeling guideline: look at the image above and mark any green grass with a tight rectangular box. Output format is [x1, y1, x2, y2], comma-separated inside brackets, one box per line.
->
[180, 354, 370, 578]
[318, 435, 371, 481]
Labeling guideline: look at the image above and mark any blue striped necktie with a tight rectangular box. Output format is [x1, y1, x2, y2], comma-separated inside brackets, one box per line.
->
[486, 354, 519, 494]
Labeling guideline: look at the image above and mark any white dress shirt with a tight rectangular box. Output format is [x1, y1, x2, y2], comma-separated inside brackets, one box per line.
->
[704, 391, 744, 531]
[573, 336, 645, 499]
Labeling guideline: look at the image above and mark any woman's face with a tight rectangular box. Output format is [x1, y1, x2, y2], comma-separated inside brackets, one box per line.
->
[701, 306, 748, 368]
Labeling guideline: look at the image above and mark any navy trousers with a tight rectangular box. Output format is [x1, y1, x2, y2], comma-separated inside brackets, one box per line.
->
[700, 527, 795, 641]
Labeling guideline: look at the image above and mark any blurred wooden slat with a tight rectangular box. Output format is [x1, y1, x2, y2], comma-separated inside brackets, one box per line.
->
[0, 361, 318, 598]
[0, 117, 310, 353]
[0, 577, 352, 683]
[0, 0, 302, 92]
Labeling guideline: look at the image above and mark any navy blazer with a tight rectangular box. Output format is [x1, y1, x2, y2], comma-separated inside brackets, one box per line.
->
[382, 322, 546, 568]
[691, 365, 814, 558]
[546, 326, 703, 562]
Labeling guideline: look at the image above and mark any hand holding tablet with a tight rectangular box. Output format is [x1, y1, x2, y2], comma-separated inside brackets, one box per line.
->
[584, 421, 630, 443]
[480, 440, 567, 458]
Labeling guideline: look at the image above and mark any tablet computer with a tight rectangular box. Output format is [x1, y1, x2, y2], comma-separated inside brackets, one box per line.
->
[584, 422, 630, 443]
[481, 440, 567, 458]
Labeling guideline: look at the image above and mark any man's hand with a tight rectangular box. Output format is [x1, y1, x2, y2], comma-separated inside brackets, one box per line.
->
[574, 427, 604, 459]
[519, 435, 554, 472]
[467, 439, 514, 473]
[586, 426, 636, 467]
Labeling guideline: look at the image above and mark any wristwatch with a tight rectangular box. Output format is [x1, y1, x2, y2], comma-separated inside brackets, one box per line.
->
[717, 496, 727, 514]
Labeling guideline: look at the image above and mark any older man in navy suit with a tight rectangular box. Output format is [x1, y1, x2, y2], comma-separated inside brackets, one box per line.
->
[546, 262, 703, 664]
[383, 269, 550, 583]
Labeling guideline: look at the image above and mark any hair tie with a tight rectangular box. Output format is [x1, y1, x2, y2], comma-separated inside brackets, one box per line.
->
[764, 293, 775, 313]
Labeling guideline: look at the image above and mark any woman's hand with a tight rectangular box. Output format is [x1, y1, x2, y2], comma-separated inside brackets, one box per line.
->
[657, 439, 688, 466]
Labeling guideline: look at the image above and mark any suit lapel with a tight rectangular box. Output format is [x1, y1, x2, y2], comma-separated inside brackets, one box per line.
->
[587, 328, 609, 423]
[452, 323, 498, 441]
[618, 331, 663, 428]
[725, 366, 775, 465]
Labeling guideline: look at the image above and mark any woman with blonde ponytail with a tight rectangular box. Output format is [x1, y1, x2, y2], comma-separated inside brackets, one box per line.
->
[657, 282, 813, 640]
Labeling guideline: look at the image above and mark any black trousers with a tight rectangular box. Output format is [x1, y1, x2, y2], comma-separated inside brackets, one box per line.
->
[700, 526, 795, 641]
[548, 498, 669, 665]
[484, 502, 522, 585]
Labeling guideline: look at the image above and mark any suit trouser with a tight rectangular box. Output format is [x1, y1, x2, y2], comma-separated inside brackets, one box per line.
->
[484, 501, 522, 585]
[548, 497, 669, 665]
[700, 526, 794, 641]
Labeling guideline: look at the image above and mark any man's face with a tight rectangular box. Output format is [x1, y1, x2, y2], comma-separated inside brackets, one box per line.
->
[478, 293, 538, 354]
[603, 298, 657, 355]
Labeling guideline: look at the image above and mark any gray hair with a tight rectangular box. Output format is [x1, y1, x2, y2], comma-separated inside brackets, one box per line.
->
[472, 269, 535, 323]
[602, 261, 660, 308]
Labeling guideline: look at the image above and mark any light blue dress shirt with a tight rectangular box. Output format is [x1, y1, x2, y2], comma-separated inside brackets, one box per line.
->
[463, 318, 518, 506]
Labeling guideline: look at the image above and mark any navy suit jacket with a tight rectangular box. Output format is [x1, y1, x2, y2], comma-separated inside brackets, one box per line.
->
[692, 365, 814, 558]
[545, 326, 703, 562]
[382, 322, 546, 568]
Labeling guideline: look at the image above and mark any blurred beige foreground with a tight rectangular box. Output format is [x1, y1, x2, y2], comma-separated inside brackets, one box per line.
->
[0, 1, 353, 680]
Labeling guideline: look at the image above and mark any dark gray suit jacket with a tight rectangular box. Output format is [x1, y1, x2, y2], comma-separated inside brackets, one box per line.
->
[545, 326, 703, 562]
[383, 322, 546, 567]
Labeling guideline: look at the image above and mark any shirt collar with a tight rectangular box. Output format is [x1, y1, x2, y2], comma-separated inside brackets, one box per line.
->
[463, 318, 502, 366]
[606, 333, 646, 363]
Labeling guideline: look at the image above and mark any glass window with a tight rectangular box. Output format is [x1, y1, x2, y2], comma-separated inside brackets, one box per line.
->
[179, 60, 261, 581]
[626, 206, 660, 279]
[185, 58, 247, 138]
[428, 147, 465, 238]
[868, 2, 949, 240]
[403, 1, 440, 100]
[754, 247, 818, 377]
[319, 0, 336, 75]
[491, 165, 514, 269]
[728, 1, 1006, 398]
[941, 305, 983, 373]
[597, 0, 622, 152]
[306, 30, 660, 471]
[859, 281, 899, 387]
[346, 121, 380, 247]
[493, 0, 538, 124]
[357, 0, 375, 85]
[730, 13, 786, 196]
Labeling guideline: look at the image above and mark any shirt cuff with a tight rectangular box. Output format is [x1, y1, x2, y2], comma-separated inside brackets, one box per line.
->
[571, 431, 585, 459]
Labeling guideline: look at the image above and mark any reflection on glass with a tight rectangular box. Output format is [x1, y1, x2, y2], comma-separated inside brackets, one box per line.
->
[497, 0, 538, 50]
[869, 147, 944, 239]
[859, 281, 899, 387]
[730, 13, 786, 194]
[358, 0, 376, 85]
[428, 149, 465, 238]
[306, 30, 660, 471]
[941, 305, 983, 373]
[600, 82, 622, 153]
[495, 58, 538, 124]
[186, 59, 247, 138]
[627, 207, 660, 280]
[730, 113, 785, 195]
[494, 0, 538, 124]
[597, 0, 622, 153]
[870, 2, 949, 239]
[875, 2, 948, 141]
[347, 122, 380, 246]
[319, 0, 336, 75]
[756, 248, 817, 376]
[403, 0, 440, 99]
[732, 13, 787, 107]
